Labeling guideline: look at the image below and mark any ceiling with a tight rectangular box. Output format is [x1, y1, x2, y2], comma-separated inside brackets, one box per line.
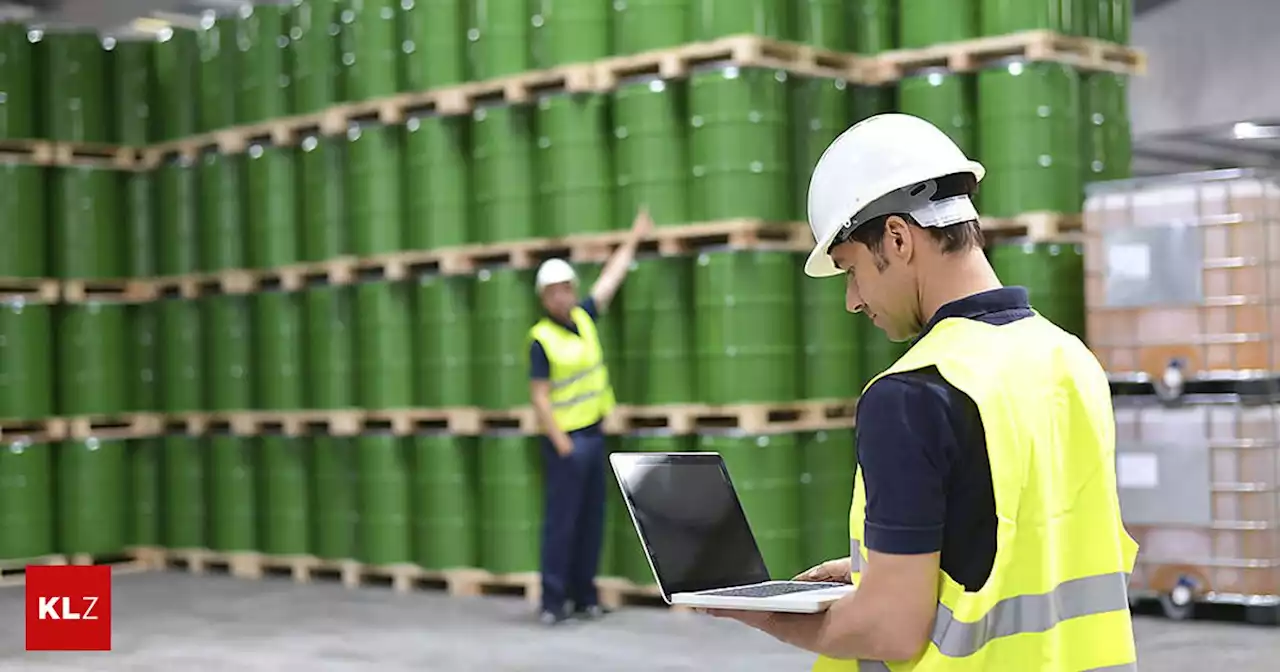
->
[1132, 121, 1280, 176]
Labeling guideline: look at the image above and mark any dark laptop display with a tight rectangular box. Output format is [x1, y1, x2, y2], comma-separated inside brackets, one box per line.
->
[613, 453, 772, 597]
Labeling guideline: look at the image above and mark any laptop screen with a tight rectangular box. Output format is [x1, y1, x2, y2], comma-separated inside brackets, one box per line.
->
[613, 453, 771, 597]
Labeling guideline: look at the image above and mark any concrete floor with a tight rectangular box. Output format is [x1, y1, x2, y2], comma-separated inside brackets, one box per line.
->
[0, 573, 1276, 671]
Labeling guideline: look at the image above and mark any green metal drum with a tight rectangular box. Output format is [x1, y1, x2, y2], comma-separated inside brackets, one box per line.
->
[1082, 73, 1131, 183]
[57, 303, 128, 416]
[400, 0, 468, 90]
[152, 28, 199, 142]
[693, 0, 786, 40]
[354, 281, 414, 408]
[303, 286, 356, 409]
[472, 268, 538, 410]
[236, 3, 291, 123]
[247, 143, 300, 268]
[614, 77, 690, 227]
[124, 173, 155, 278]
[532, 0, 611, 68]
[254, 291, 305, 411]
[197, 13, 237, 132]
[898, 70, 976, 158]
[598, 435, 620, 577]
[790, 77, 848, 220]
[849, 85, 895, 123]
[620, 256, 695, 405]
[858, 318, 909, 389]
[110, 38, 153, 145]
[538, 93, 613, 238]
[0, 164, 46, 277]
[614, 434, 689, 585]
[478, 433, 542, 574]
[51, 167, 123, 280]
[1093, 0, 1131, 42]
[799, 273, 860, 400]
[977, 59, 1082, 218]
[0, 23, 35, 139]
[298, 135, 346, 262]
[56, 438, 127, 555]
[0, 439, 54, 558]
[471, 104, 537, 243]
[198, 151, 247, 272]
[356, 434, 412, 564]
[694, 250, 798, 404]
[981, 0, 1083, 37]
[899, 0, 975, 48]
[289, 0, 340, 114]
[415, 274, 474, 408]
[39, 31, 109, 143]
[613, 0, 690, 54]
[310, 436, 358, 560]
[701, 432, 804, 579]
[405, 114, 471, 247]
[339, 0, 399, 102]
[988, 241, 1086, 339]
[127, 304, 159, 412]
[158, 298, 205, 413]
[798, 429, 855, 564]
[204, 296, 253, 412]
[161, 435, 206, 549]
[157, 157, 201, 276]
[126, 438, 161, 548]
[410, 434, 479, 570]
[468, 0, 531, 80]
[207, 435, 257, 552]
[0, 301, 53, 420]
[259, 435, 311, 555]
[850, 0, 895, 53]
[347, 122, 404, 255]
[689, 66, 792, 222]
[794, 1, 849, 50]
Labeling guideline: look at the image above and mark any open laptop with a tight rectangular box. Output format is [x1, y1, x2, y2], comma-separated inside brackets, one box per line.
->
[611, 451, 855, 613]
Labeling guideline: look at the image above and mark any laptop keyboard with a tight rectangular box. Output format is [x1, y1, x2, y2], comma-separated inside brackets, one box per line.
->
[701, 581, 846, 599]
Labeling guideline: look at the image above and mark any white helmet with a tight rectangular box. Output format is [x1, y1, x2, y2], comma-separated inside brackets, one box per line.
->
[803, 113, 986, 278]
[535, 258, 578, 293]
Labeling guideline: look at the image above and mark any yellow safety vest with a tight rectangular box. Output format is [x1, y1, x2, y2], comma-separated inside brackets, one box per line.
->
[528, 306, 616, 433]
[813, 314, 1139, 672]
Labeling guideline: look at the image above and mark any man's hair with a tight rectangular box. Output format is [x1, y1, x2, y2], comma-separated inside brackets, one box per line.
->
[847, 172, 984, 270]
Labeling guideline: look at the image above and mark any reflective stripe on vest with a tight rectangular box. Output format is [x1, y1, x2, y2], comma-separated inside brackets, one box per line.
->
[551, 362, 605, 391]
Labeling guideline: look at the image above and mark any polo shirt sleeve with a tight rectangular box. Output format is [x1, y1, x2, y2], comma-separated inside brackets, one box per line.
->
[529, 340, 551, 381]
[580, 296, 600, 320]
[854, 373, 956, 556]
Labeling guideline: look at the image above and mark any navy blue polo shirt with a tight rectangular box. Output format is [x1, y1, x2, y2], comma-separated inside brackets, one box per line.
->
[855, 286, 1033, 592]
[529, 297, 604, 436]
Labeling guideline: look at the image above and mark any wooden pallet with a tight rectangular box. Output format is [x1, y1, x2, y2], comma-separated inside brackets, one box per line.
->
[61, 278, 155, 303]
[0, 551, 153, 588]
[480, 407, 541, 434]
[0, 277, 61, 304]
[0, 418, 68, 443]
[164, 549, 262, 579]
[65, 413, 164, 440]
[594, 35, 862, 89]
[981, 211, 1084, 242]
[361, 408, 483, 436]
[452, 65, 598, 111]
[615, 400, 857, 434]
[868, 30, 1147, 84]
[0, 139, 142, 169]
[596, 577, 695, 612]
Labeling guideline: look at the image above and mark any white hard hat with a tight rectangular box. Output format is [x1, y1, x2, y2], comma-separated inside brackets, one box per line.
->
[535, 258, 578, 293]
[803, 113, 986, 278]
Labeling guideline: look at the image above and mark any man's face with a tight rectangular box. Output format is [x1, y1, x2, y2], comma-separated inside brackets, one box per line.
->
[540, 282, 577, 320]
[829, 220, 920, 342]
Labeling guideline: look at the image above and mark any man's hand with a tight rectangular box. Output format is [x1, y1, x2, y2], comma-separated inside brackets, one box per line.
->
[794, 557, 853, 584]
[552, 432, 574, 458]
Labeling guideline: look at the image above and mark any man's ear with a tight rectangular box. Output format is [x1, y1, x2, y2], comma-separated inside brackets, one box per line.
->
[884, 215, 914, 261]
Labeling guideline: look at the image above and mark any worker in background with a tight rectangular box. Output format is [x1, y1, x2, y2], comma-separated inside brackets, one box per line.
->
[702, 114, 1140, 670]
[529, 209, 653, 626]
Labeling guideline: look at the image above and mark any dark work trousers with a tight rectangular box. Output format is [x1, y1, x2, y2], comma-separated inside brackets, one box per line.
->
[539, 425, 607, 615]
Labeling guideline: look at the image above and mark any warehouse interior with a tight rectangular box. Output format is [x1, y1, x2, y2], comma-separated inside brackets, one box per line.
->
[2, 0, 1280, 669]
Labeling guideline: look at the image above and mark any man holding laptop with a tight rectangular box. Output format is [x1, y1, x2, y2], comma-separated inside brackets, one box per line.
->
[612, 115, 1139, 670]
